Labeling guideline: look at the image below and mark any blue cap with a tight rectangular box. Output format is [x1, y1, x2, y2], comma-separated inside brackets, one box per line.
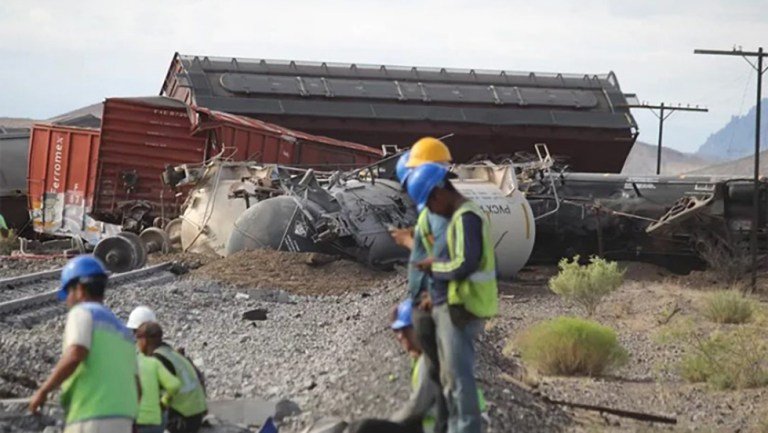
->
[58, 255, 108, 301]
[391, 299, 413, 330]
[406, 162, 449, 212]
[395, 150, 412, 185]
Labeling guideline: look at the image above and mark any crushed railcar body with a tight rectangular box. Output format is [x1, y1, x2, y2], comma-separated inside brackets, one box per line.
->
[161, 53, 639, 173]
[523, 172, 768, 272]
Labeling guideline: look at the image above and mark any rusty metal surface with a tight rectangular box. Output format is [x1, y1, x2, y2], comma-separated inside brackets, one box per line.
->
[193, 107, 382, 168]
[94, 97, 207, 224]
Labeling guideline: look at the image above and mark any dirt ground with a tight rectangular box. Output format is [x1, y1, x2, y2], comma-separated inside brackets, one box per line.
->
[190, 249, 392, 295]
[497, 262, 768, 433]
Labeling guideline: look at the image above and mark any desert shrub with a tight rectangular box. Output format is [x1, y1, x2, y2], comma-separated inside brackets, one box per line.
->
[549, 255, 625, 316]
[0, 229, 17, 256]
[516, 316, 628, 376]
[701, 290, 754, 324]
[680, 328, 768, 390]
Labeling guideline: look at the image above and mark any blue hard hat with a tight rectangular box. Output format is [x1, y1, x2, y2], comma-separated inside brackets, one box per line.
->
[406, 162, 449, 212]
[391, 299, 414, 330]
[395, 151, 412, 185]
[58, 255, 108, 301]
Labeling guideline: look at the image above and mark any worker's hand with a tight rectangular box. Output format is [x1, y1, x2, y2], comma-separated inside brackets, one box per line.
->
[28, 389, 48, 414]
[389, 227, 414, 249]
[415, 257, 433, 273]
[418, 293, 433, 312]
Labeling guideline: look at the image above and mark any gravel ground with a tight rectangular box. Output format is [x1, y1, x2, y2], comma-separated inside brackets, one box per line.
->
[498, 263, 768, 432]
[0, 257, 67, 279]
[0, 256, 567, 432]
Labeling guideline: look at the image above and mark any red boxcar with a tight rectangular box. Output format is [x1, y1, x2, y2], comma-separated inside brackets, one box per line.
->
[192, 107, 382, 169]
[26, 125, 112, 243]
[27, 97, 382, 240]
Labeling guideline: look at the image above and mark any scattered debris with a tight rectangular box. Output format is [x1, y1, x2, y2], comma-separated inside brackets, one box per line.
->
[242, 308, 268, 321]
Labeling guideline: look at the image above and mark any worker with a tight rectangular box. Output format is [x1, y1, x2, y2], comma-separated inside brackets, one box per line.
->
[126, 305, 158, 332]
[407, 162, 498, 433]
[390, 137, 453, 433]
[134, 322, 182, 433]
[389, 299, 486, 433]
[29, 255, 139, 433]
[151, 329, 208, 433]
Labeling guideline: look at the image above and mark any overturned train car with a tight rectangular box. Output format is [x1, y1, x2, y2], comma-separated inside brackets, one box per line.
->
[525, 172, 768, 272]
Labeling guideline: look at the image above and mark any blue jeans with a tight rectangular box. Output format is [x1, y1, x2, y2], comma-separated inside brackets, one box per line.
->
[432, 304, 484, 433]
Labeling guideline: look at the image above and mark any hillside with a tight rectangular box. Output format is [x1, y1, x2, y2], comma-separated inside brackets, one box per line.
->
[622, 141, 715, 175]
[697, 98, 768, 160]
[0, 118, 36, 129]
[688, 150, 768, 176]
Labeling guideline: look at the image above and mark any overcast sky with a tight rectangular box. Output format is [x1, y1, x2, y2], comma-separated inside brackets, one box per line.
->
[1, 0, 766, 153]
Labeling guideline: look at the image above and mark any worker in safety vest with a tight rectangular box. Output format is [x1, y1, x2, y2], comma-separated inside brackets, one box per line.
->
[134, 322, 182, 433]
[408, 163, 498, 433]
[29, 255, 139, 433]
[389, 299, 486, 433]
[126, 305, 208, 433]
[151, 331, 208, 433]
[390, 137, 453, 433]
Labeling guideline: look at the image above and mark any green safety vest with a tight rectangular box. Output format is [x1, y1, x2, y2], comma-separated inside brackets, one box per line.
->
[410, 356, 487, 431]
[415, 209, 433, 254]
[137, 353, 181, 426]
[432, 201, 498, 318]
[60, 303, 139, 425]
[153, 346, 207, 417]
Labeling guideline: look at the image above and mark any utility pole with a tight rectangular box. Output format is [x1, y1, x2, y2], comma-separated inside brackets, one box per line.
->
[695, 46, 768, 291]
[627, 102, 708, 174]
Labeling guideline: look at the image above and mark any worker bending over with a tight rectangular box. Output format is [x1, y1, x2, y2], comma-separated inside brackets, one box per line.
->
[126, 306, 207, 433]
[389, 299, 486, 433]
[29, 255, 139, 433]
[408, 163, 498, 433]
[135, 322, 182, 433]
[390, 137, 453, 433]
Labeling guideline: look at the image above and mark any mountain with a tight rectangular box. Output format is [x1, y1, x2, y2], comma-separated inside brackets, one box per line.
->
[0, 117, 36, 129]
[697, 98, 768, 160]
[622, 141, 715, 175]
[688, 150, 768, 176]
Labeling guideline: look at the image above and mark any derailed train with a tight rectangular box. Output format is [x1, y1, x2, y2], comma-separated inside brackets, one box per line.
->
[167, 147, 768, 276]
[168, 154, 536, 278]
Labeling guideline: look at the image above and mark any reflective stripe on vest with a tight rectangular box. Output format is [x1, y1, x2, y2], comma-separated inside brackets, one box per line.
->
[154, 346, 207, 417]
[415, 209, 433, 254]
[439, 201, 498, 318]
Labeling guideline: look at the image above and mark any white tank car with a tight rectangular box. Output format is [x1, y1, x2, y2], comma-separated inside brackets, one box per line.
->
[176, 160, 278, 256]
[452, 164, 536, 278]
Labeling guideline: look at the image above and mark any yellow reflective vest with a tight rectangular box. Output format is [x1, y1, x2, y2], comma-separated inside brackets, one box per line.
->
[432, 201, 498, 318]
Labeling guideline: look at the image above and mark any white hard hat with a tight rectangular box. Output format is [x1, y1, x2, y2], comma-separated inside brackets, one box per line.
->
[126, 306, 157, 330]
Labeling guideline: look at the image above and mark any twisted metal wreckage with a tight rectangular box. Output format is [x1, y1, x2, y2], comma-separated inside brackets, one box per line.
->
[75, 143, 766, 276]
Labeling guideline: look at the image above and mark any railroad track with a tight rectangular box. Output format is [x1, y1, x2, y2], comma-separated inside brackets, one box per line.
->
[0, 262, 173, 326]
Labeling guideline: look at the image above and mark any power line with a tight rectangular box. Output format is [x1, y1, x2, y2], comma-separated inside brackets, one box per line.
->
[626, 102, 708, 174]
[695, 46, 768, 291]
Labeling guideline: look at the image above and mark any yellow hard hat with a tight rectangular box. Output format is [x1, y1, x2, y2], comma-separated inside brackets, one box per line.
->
[405, 137, 452, 168]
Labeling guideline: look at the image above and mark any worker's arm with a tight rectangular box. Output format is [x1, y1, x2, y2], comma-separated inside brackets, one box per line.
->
[431, 213, 483, 281]
[30, 306, 93, 414]
[157, 361, 182, 406]
[29, 345, 88, 413]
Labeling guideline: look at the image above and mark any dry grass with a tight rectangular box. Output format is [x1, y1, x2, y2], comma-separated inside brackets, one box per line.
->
[701, 290, 754, 324]
[514, 316, 628, 376]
